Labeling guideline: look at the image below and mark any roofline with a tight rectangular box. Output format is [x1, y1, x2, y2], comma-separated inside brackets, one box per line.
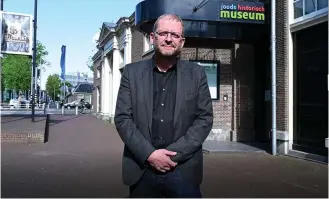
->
[98, 12, 135, 47]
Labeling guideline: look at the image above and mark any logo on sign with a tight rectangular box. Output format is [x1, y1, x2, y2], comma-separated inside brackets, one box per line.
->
[219, 2, 265, 23]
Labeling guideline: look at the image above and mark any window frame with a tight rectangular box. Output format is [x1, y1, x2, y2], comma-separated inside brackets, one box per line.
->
[190, 60, 220, 100]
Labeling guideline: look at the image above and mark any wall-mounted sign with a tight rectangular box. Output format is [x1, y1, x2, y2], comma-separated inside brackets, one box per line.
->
[0, 11, 33, 55]
[218, 1, 265, 24]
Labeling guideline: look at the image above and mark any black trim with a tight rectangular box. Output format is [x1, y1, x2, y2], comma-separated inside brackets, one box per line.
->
[135, 0, 269, 42]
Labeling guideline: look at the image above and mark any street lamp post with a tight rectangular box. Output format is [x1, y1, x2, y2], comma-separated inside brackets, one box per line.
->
[31, 0, 38, 122]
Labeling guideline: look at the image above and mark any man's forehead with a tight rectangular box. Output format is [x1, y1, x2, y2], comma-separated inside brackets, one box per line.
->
[156, 19, 183, 31]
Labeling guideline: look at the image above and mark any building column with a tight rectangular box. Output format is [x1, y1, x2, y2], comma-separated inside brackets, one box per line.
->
[101, 54, 111, 119]
[111, 48, 121, 117]
[124, 27, 132, 65]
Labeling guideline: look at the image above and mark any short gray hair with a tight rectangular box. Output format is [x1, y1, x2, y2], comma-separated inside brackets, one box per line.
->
[153, 14, 184, 35]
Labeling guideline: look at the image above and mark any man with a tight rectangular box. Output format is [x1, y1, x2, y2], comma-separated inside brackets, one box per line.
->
[114, 13, 213, 198]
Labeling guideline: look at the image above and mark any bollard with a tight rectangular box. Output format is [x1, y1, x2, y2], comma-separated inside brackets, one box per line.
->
[47, 104, 50, 109]
[26, 103, 29, 109]
[62, 106, 64, 115]
[56, 103, 59, 109]
[75, 106, 78, 115]
[43, 103, 45, 109]
[43, 104, 46, 115]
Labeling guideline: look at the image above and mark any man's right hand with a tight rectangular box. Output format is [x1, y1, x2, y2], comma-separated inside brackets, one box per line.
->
[147, 149, 177, 173]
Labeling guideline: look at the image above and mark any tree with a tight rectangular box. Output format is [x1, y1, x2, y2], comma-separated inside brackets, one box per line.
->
[1, 40, 50, 94]
[36, 42, 51, 71]
[2, 54, 32, 92]
[45, 74, 61, 101]
[60, 81, 72, 88]
[1, 71, 5, 102]
[86, 56, 94, 72]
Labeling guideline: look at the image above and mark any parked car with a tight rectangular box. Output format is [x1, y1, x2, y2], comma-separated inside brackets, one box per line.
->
[9, 99, 27, 108]
[63, 100, 79, 109]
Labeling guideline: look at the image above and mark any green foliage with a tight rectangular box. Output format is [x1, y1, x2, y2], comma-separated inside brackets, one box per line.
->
[86, 56, 94, 72]
[60, 81, 72, 88]
[1, 40, 50, 92]
[2, 54, 32, 91]
[36, 42, 50, 71]
[1, 70, 5, 92]
[45, 74, 61, 101]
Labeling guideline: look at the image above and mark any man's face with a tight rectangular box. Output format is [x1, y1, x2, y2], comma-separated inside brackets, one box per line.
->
[150, 18, 185, 57]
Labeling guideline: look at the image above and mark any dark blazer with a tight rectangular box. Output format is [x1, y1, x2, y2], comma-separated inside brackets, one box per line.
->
[114, 58, 213, 187]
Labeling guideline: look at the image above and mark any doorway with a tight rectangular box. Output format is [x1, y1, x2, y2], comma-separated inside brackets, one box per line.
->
[254, 37, 271, 143]
[293, 22, 328, 156]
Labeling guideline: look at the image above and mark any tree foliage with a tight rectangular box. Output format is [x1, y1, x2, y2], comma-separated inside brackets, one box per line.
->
[86, 56, 94, 72]
[36, 42, 50, 71]
[1, 70, 5, 92]
[45, 74, 61, 101]
[1, 40, 50, 92]
[2, 54, 32, 91]
[60, 81, 72, 88]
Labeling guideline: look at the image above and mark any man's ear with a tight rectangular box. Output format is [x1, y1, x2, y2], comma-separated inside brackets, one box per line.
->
[149, 32, 155, 45]
[180, 37, 185, 49]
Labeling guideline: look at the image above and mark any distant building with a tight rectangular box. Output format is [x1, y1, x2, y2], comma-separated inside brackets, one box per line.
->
[66, 82, 93, 104]
[62, 72, 93, 87]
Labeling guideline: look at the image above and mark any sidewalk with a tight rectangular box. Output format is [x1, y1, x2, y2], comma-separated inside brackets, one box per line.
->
[1, 115, 327, 198]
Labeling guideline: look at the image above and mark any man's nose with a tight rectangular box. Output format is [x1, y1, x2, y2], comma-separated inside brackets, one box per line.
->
[164, 34, 173, 42]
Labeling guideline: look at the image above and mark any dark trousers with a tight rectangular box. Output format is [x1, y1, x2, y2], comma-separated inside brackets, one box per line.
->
[129, 167, 202, 198]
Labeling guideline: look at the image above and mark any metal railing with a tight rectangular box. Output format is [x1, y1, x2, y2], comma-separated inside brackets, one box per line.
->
[1, 103, 94, 116]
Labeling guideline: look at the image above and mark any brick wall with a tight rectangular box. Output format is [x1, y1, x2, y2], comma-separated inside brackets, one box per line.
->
[276, 0, 289, 132]
[1, 132, 44, 143]
[181, 42, 255, 142]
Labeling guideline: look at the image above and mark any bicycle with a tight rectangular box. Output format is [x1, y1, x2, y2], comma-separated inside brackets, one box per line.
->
[78, 101, 92, 114]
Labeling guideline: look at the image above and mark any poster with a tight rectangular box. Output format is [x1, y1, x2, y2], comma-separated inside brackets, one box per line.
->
[0, 11, 33, 55]
[194, 62, 218, 99]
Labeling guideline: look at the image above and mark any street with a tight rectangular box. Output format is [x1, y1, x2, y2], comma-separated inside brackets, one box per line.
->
[1, 115, 328, 198]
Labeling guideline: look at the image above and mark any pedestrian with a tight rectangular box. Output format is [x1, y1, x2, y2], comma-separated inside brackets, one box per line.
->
[114, 13, 213, 198]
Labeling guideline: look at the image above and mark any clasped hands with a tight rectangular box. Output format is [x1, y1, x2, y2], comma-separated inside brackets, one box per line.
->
[147, 149, 177, 173]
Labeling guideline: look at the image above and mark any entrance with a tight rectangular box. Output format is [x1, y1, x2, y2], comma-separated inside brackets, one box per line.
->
[254, 34, 271, 143]
[293, 22, 328, 156]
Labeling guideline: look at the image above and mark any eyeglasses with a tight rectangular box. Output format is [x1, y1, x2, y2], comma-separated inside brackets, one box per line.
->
[154, 31, 184, 40]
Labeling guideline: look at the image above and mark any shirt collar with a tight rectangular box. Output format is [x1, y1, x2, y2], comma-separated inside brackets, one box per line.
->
[152, 54, 178, 72]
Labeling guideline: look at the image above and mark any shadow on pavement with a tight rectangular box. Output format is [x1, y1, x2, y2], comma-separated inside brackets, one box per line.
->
[48, 115, 83, 126]
[1, 115, 47, 124]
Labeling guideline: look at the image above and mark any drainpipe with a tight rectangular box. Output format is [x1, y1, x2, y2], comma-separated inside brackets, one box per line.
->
[271, 0, 277, 155]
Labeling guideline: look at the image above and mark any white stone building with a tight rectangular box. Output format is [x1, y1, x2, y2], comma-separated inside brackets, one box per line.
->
[92, 16, 133, 121]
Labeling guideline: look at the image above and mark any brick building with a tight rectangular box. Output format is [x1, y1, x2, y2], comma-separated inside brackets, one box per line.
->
[93, 0, 328, 160]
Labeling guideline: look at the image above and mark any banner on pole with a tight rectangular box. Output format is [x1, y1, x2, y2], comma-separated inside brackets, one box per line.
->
[0, 11, 33, 55]
[60, 45, 66, 80]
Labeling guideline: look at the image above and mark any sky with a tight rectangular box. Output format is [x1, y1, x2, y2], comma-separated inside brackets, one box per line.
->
[3, 0, 142, 89]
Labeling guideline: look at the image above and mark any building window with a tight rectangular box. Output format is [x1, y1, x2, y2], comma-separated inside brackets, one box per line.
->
[143, 34, 153, 52]
[318, 0, 328, 9]
[294, 0, 328, 19]
[192, 61, 219, 100]
[294, 0, 303, 18]
[97, 68, 100, 79]
[305, 0, 315, 15]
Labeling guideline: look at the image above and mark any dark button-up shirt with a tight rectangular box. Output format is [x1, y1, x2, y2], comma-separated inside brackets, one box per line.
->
[151, 62, 177, 149]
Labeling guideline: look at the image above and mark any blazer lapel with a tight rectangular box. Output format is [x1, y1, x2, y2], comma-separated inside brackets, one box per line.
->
[174, 60, 187, 127]
[141, 59, 153, 134]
